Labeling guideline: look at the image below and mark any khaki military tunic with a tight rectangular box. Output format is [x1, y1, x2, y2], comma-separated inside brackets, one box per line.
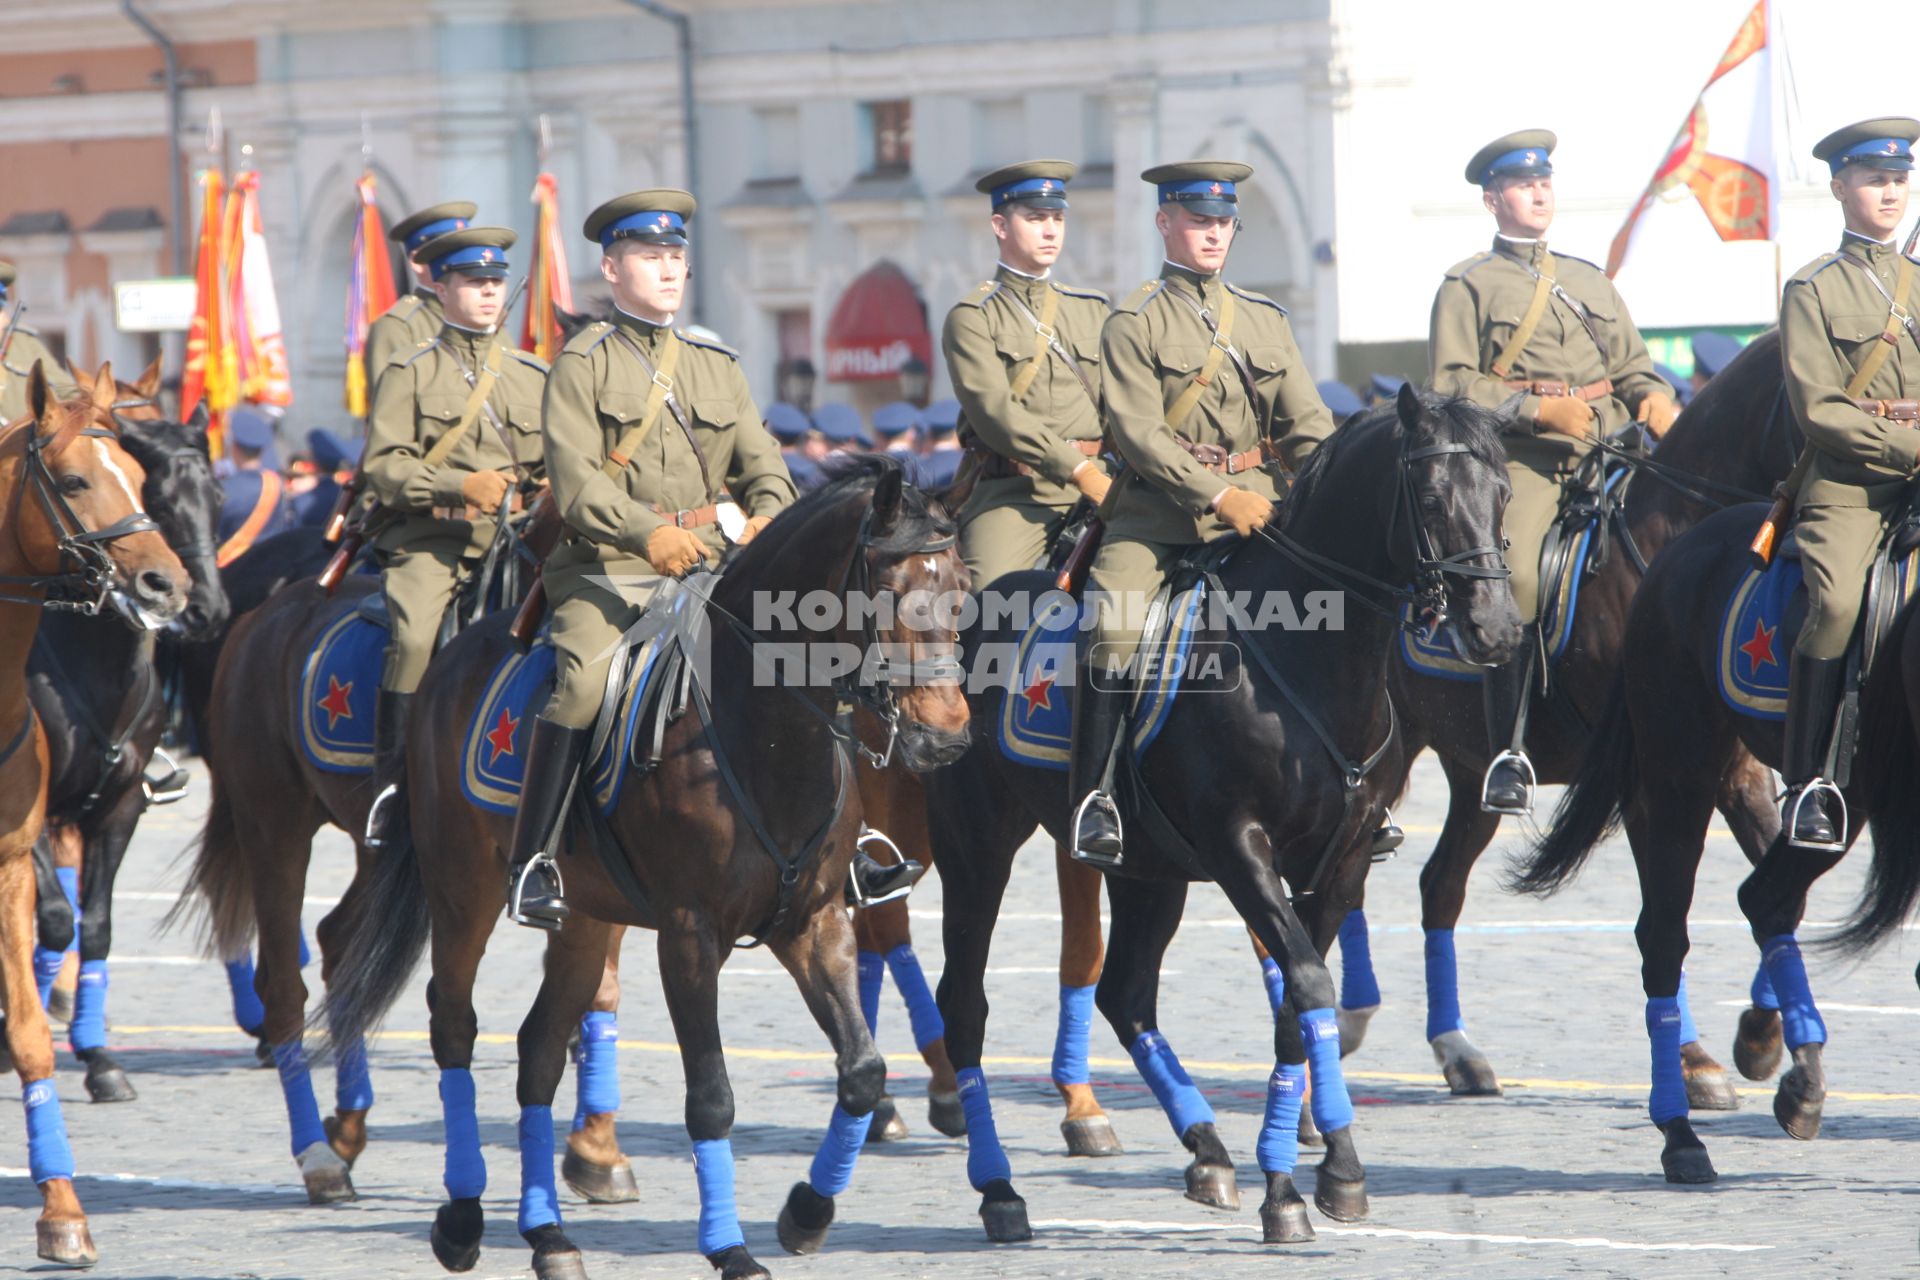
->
[540, 312, 796, 727]
[942, 265, 1109, 587]
[364, 290, 445, 404]
[1, 327, 80, 425]
[1089, 262, 1334, 666]
[1780, 233, 1920, 660]
[1428, 235, 1670, 622]
[364, 324, 548, 690]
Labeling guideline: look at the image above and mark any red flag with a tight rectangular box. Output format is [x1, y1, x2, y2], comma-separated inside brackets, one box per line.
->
[180, 167, 235, 439]
[227, 171, 293, 408]
[522, 172, 575, 362]
[344, 172, 398, 416]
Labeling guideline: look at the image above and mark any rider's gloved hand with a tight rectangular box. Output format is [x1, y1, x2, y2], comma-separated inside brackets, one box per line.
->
[736, 513, 775, 544]
[646, 524, 709, 576]
[1636, 391, 1680, 438]
[459, 469, 512, 516]
[1534, 395, 1595, 440]
[1213, 486, 1274, 537]
[1070, 460, 1112, 505]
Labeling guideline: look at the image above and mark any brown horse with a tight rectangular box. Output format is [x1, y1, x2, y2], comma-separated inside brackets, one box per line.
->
[0, 363, 187, 1264]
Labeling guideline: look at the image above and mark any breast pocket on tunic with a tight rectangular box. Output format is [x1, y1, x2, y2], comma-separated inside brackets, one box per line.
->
[506, 403, 543, 471]
[416, 393, 467, 455]
[994, 328, 1040, 387]
[1828, 312, 1891, 379]
[689, 399, 737, 478]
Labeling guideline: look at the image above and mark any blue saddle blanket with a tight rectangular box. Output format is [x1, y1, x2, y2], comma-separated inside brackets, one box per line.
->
[995, 585, 1206, 772]
[297, 606, 387, 775]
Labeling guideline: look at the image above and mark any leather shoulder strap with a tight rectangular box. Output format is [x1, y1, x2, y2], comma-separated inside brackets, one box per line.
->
[1842, 253, 1918, 398]
[602, 327, 683, 476]
[1490, 255, 1555, 379]
[1163, 286, 1236, 430]
[420, 336, 506, 468]
[1006, 285, 1061, 400]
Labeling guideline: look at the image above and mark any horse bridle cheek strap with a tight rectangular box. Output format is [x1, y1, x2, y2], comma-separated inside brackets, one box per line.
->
[832, 507, 960, 768]
[0, 426, 162, 612]
[1393, 440, 1511, 634]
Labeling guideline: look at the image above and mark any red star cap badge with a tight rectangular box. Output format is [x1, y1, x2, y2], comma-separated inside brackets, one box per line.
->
[1209, 182, 1223, 195]
[317, 675, 354, 731]
[486, 706, 521, 766]
[1524, 151, 1537, 163]
[1040, 179, 1053, 192]
[1738, 617, 1778, 671]
[657, 212, 672, 227]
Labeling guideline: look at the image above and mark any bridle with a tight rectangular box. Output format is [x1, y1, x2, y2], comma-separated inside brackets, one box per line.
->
[0, 419, 161, 614]
[112, 411, 222, 582]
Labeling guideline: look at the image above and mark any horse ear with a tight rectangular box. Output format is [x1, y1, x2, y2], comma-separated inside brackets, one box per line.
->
[92, 362, 117, 410]
[1395, 380, 1425, 433]
[28, 360, 51, 427]
[185, 400, 210, 438]
[135, 355, 163, 399]
[871, 463, 905, 534]
[66, 359, 92, 393]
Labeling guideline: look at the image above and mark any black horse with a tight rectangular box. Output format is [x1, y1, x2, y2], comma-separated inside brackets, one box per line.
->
[925, 384, 1521, 1244]
[23, 405, 229, 1101]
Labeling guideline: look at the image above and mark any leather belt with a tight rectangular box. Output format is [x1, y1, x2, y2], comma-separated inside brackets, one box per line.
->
[1505, 378, 1615, 402]
[1852, 397, 1920, 422]
[652, 503, 718, 529]
[980, 437, 1102, 480]
[1180, 438, 1278, 475]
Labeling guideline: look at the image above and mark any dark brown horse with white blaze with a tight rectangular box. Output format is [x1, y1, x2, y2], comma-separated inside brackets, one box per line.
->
[316, 461, 970, 1280]
[0, 363, 188, 1264]
[1333, 333, 1796, 1102]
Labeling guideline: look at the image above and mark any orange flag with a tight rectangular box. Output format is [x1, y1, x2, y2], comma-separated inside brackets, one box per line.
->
[226, 171, 293, 408]
[343, 172, 398, 417]
[180, 167, 237, 443]
[522, 172, 574, 362]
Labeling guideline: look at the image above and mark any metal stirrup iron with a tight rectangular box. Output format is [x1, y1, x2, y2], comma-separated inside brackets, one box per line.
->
[509, 851, 568, 930]
[1070, 790, 1123, 869]
[363, 783, 401, 848]
[1480, 750, 1536, 816]
[1784, 779, 1846, 853]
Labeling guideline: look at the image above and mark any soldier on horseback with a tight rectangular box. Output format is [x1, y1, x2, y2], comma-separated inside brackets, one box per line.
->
[1429, 130, 1680, 815]
[942, 159, 1111, 588]
[1777, 116, 1920, 849]
[363, 202, 477, 397]
[0, 262, 79, 423]
[362, 226, 549, 847]
[1069, 161, 1336, 867]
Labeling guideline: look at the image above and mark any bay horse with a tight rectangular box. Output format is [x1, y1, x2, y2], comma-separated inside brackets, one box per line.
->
[1511, 488, 1920, 1183]
[1333, 332, 1798, 1101]
[317, 461, 971, 1280]
[0, 363, 188, 1264]
[924, 385, 1521, 1244]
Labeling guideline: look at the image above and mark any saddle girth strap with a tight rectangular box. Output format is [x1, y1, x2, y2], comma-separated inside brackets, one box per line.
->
[603, 327, 683, 476]
[1489, 254, 1556, 380]
[1006, 284, 1061, 402]
[1842, 253, 1917, 399]
[1163, 285, 1237, 430]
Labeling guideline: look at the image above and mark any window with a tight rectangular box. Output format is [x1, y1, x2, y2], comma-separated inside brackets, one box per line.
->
[774, 308, 815, 410]
[1082, 96, 1113, 166]
[751, 106, 801, 181]
[972, 98, 1024, 170]
[859, 99, 913, 176]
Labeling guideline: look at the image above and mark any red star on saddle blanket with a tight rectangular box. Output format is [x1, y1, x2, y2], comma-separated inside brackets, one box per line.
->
[1738, 617, 1777, 671]
[1021, 670, 1056, 714]
[317, 675, 354, 731]
[486, 706, 520, 766]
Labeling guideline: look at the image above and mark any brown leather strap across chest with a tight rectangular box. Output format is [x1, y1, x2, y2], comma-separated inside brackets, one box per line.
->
[652, 502, 718, 530]
[1505, 377, 1614, 402]
[1853, 397, 1920, 422]
[979, 437, 1101, 480]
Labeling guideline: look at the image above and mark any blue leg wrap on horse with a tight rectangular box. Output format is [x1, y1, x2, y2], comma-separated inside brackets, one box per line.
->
[1675, 972, 1699, 1046]
[271, 1040, 327, 1156]
[22, 1080, 74, 1184]
[69, 959, 109, 1053]
[438, 1068, 486, 1200]
[335, 1035, 374, 1112]
[1750, 961, 1780, 1011]
[1129, 1030, 1216, 1139]
[955, 1067, 1012, 1190]
[885, 943, 945, 1052]
[1760, 935, 1827, 1048]
[1052, 984, 1096, 1086]
[571, 1012, 621, 1132]
[1339, 909, 1382, 1009]
[856, 951, 884, 1037]
[1645, 996, 1687, 1125]
[1256, 1063, 1307, 1174]
[1298, 1009, 1355, 1133]
[33, 868, 79, 1009]
[1260, 956, 1287, 1019]
[1423, 928, 1464, 1041]
[33, 946, 64, 1010]
[517, 1105, 560, 1234]
[808, 1104, 872, 1198]
[55, 867, 80, 950]
[226, 954, 266, 1032]
[298, 925, 311, 969]
[692, 1138, 745, 1256]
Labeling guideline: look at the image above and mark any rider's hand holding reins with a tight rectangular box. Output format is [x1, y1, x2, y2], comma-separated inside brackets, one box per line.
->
[1535, 394, 1594, 440]
[647, 523, 708, 576]
[1214, 486, 1274, 537]
[736, 513, 775, 544]
[1070, 460, 1112, 505]
[460, 469, 512, 517]
[1636, 391, 1680, 439]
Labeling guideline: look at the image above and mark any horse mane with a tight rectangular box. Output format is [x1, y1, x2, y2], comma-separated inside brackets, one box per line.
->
[1281, 389, 1507, 530]
[718, 453, 954, 576]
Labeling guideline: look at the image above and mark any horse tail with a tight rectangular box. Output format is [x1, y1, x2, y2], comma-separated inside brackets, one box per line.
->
[1826, 606, 1920, 954]
[1508, 671, 1637, 896]
[313, 816, 431, 1054]
[162, 764, 255, 961]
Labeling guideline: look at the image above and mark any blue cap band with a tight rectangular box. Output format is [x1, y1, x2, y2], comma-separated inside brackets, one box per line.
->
[404, 216, 470, 254]
[427, 243, 510, 280]
[991, 176, 1069, 208]
[601, 209, 686, 248]
[1480, 146, 1553, 185]
[1157, 178, 1237, 205]
[0, 283, 9, 303]
[1829, 136, 1914, 175]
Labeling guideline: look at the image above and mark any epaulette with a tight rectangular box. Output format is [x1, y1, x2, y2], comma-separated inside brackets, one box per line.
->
[566, 321, 616, 355]
[1226, 282, 1286, 316]
[1551, 251, 1606, 275]
[508, 348, 551, 374]
[385, 294, 424, 321]
[954, 280, 1001, 309]
[396, 338, 437, 368]
[1443, 252, 1494, 280]
[1054, 282, 1109, 304]
[678, 329, 739, 360]
[1786, 253, 1844, 287]
[1114, 278, 1166, 314]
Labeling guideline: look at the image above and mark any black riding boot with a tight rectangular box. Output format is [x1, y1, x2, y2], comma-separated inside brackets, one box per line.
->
[1068, 672, 1126, 868]
[365, 689, 411, 848]
[1480, 646, 1537, 815]
[506, 717, 589, 931]
[1781, 653, 1845, 850]
[845, 826, 925, 907]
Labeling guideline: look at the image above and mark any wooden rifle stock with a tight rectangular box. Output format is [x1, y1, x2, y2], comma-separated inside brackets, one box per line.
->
[1748, 494, 1790, 570]
[320, 478, 360, 544]
[1054, 515, 1103, 594]
[318, 530, 362, 593]
[509, 573, 547, 651]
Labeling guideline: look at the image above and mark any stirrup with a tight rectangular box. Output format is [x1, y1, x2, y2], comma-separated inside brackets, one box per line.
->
[848, 826, 922, 908]
[364, 784, 401, 848]
[1069, 790, 1124, 869]
[1370, 808, 1404, 861]
[142, 746, 190, 806]
[1479, 750, 1536, 816]
[508, 851, 568, 932]
[1783, 780, 1846, 853]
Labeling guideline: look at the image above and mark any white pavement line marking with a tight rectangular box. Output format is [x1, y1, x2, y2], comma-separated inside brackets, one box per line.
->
[1715, 999, 1920, 1016]
[0, 1166, 293, 1197]
[116, 891, 342, 906]
[1028, 1218, 1772, 1253]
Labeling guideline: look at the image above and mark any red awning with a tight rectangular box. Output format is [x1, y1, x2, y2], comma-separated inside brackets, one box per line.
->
[824, 260, 931, 382]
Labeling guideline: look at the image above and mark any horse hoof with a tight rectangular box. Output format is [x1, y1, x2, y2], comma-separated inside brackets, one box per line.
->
[1681, 1049, 1740, 1112]
[776, 1181, 834, 1255]
[1773, 1064, 1824, 1141]
[1433, 1031, 1503, 1096]
[1336, 1004, 1378, 1058]
[1732, 1007, 1783, 1080]
[1183, 1160, 1241, 1211]
[83, 1063, 137, 1104]
[561, 1148, 640, 1204]
[1060, 1114, 1124, 1158]
[708, 1243, 772, 1279]
[1660, 1120, 1717, 1185]
[532, 1250, 589, 1280]
[979, 1181, 1033, 1243]
[253, 1035, 274, 1069]
[1259, 1179, 1317, 1244]
[35, 1218, 96, 1268]
[431, 1197, 484, 1272]
[927, 1088, 967, 1138]
[296, 1140, 356, 1204]
[322, 1113, 367, 1168]
[865, 1094, 908, 1143]
[47, 987, 75, 1026]
[1312, 1170, 1369, 1223]
[1297, 1106, 1324, 1148]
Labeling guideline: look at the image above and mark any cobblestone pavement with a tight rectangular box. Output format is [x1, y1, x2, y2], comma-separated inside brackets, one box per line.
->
[1, 754, 1915, 1279]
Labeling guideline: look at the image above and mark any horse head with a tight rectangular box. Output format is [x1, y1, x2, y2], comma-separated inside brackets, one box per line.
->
[115, 401, 231, 639]
[1, 362, 188, 628]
